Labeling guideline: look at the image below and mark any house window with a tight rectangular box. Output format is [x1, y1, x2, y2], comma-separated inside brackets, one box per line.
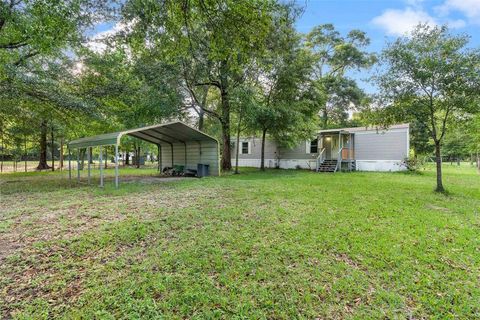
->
[310, 139, 318, 154]
[241, 142, 249, 154]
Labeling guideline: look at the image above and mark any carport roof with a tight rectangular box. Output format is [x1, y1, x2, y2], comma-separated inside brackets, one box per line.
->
[68, 121, 218, 149]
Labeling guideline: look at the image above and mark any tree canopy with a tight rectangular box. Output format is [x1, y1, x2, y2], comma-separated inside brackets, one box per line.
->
[373, 24, 480, 191]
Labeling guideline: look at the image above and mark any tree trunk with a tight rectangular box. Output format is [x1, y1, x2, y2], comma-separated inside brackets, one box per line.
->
[136, 146, 140, 168]
[24, 132, 27, 172]
[79, 148, 86, 170]
[51, 127, 55, 171]
[1, 125, 3, 173]
[322, 107, 328, 129]
[219, 87, 231, 171]
[89, 147, 93, 164]
[59, 138, 64, 170]
[126, 148, 130, 165]
[219, 61, 232, 172]
[198, 106, 205, 131]
[198, 82, 209, 131]
[260, 128, 267, 171]
[0, 122, 5, 172]
[434, 141, 444, 192]
[105, 147, 108, 169]
[36, 120, 51, 170]
[234, 110, 243, 175]
[220, 120, 231, 171]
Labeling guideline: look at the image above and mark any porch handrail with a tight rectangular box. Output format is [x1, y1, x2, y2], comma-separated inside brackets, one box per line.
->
[316, 148, 326, 172]
[336, 148, 342, 172]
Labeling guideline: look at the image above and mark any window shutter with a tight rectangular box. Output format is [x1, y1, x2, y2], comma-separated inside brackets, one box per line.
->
[248, 141, 252, 155]
[239, 141, 243, 155]
[306, 140, 310, 154]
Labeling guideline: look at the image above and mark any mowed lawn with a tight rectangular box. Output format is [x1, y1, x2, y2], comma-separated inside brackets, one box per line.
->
[1, 165, 479, 319]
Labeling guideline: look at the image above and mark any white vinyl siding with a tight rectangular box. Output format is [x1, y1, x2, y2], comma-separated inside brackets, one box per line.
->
[355, 129, 408, 161]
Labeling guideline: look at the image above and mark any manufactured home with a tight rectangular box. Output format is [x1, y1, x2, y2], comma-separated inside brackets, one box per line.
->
[232, 124, 410, 172]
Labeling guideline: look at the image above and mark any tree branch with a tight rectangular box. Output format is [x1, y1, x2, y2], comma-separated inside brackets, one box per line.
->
[13, 50, 39, 66]
[0, 41, 28, 49]
[194, 81, 221, 89]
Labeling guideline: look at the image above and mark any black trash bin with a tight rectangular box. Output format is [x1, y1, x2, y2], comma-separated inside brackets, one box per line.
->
[197, 163, 204, 177]
[203, 164, 210, 177]
[197, 164, 210, 177]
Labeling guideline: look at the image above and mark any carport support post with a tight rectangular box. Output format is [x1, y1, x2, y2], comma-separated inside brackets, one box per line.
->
[184, 142, 187, 170]
[77, 150, 80, 182]
[99, 146, 104, 187]
[87, 146, 91, 184]
[68, 147, 72, 180]
[115, 143, 119, 188]
[157, 144, 161, 172]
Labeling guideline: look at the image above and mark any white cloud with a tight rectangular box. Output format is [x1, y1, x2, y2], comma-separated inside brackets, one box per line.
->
[446, 19, 467, 28]
[436, 0, 480, 23]
[371, 7, 437, 36]
[86, 21, 134, 53]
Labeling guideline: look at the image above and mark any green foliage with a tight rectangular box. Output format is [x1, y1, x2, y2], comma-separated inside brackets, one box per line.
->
[319, 76, 366, 128]
[410, 118, 434, 157]
[121, 0, 300, 170]
[245, 10, 318, 148]
[0, 0, 112, 77]
[374, 25, 480, 133]
[0, 0, 114, 168]
[306, 24, 376, 128]
[373, 24, 480, 191]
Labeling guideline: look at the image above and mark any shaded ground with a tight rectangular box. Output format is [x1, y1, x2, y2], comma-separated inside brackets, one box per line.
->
[1, 165, 479, 319]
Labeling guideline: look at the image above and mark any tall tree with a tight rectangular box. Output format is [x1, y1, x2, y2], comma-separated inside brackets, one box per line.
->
[374, 25, 480, 192]
[0, 0, 113, 169]
[122, 0, 288, 171]
[305, 24, 376, 128]
[247, 22, 318, 171]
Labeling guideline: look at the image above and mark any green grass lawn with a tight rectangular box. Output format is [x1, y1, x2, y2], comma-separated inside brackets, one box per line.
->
[1, 165, 479, 319]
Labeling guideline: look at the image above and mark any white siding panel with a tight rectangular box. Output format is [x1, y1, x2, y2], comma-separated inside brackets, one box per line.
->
[231, 158, 278, 168]
[355, 129, 408, 161]
[232, 158, 316, 170]
[356, 160, 406, 172]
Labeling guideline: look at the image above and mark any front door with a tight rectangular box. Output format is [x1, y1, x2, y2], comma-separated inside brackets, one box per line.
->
[324, 137, 332, 159]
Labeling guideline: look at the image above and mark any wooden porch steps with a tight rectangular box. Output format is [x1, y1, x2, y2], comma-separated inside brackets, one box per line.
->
[317, 160, 338, 173]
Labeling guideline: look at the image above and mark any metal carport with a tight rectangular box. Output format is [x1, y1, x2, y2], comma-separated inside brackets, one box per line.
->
[68, 121, 220, 188]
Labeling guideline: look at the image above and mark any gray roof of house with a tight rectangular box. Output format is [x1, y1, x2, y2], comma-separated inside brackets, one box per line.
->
[68, 121, 218, 149]
[318, 123, 410, 134]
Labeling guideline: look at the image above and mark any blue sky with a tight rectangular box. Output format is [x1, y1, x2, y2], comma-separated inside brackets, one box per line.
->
[294, 0, 480, 92]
